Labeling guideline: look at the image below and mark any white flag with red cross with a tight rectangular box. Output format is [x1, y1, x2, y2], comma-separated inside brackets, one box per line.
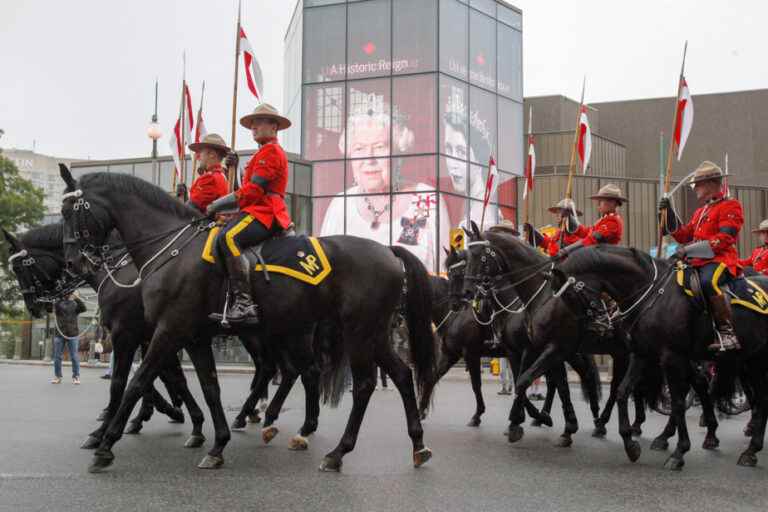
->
[169, 82, 193, 180]
[240, 27, 264, 101]
[674, 78, 694, 161]
[577, 105, 592, 174]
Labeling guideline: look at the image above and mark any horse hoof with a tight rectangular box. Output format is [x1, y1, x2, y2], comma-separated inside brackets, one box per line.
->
[168, 408, 185, 424]
[631, 426, 642, 437]
[663, 456, 685, 471]
[81, 435, 101, 450]
[540, 412, 553, 428]
[737, 452, 757, 467]
[702, 436, 720, 450]
[288, 435, 309, 451]
[530, 419, 543, 427]
[420, 411, 428, 421]
[592, 425, 607, 438]
[247, 413, 261, 424]
[184, 434, 206, 448]
[124, 423, 142, 435]
[88, 450, 114, 473]
[466, 416, 481, 427]
[508, 425, 524, 443]
[650, 438, 669, 451]
[262, 426, 279, 444]
[744, 425, 754, 438]
[413, 447, 433, 468]
[319, 456, 342, 472]
[231, 417, 247, 430]
[625, 440, 642, 462]
[555, 436, 572, 448]
[197, 454, 224, 469]
[96, 411, 108, 422]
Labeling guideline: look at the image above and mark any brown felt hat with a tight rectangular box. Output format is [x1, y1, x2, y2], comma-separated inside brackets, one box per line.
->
[188, 133, 230, 153]
[547, 198, 582, 216]
[239, 103, 292, 131]
[590, 183, 627, 204]
[752, 219, 768, 233]
[690, 161, 725, 184]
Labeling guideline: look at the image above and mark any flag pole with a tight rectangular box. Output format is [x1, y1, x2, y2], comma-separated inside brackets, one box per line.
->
[192, 80, 206, 176]
[565, 76, 586, 201]
[658, 41, 688, 256]
[724, 152, 729, 197]
[523, 105, 533, 227]
[228, 0, 242, 192]
[180, 51, 188, 188]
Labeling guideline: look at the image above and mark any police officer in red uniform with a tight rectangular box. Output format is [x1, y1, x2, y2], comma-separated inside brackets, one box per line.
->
[206, 104, 293, 324]
[187, 133, 230, 213]
[524, 198, 583, 256]
[659, 161, 744, 351]
[738, 219, 768, 276]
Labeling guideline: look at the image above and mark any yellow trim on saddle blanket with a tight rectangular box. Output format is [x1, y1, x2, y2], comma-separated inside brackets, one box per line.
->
[731, 279, 768, 315]
[253, 237, 332, 286]
[675, 263, 695, 297]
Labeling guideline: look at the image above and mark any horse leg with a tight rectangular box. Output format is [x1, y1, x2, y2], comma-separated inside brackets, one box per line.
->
[261, 368, 299, 445]
[532, 376, 557, 427]
[156, 362, 186, 421]
[184, 340, 231, 470]
[690, 369, 719, 450]
[551, 363, 578, 448]
[125, 387, 158, 434]
[662, 357, 692, 471]
[232, 360, 274, 430]
[466, 352, 485, 427]
[419, 349, 460, 420]
[297, 365, 321, 438]
[650, 414, 676, 451]
[158, 358, 205, 448]
[594, 356, 623, 438]
[148, 383, 183, 423]
[737, 371, 767, 467]
[508, 347, 553, 443]
[631, 390, 646, 437]
[82, 336, 138, 449]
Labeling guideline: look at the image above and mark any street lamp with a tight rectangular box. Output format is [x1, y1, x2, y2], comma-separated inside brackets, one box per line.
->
[147, 79, 162, 182]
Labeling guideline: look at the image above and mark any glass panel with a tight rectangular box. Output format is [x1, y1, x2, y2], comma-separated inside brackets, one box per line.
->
[347, 0, 391, 79]
[470, 0, 496, 17]
[498, 4, 522, 30]
[469, 9, 496, 90]
[497, 171, 517, 206]
[108, 164, 133, 175]
[469, 162, 487, 200]
[346, 158, 391, 193]
[392, 74, 436, 156]
[468, 197, 497, 228]
[294, 163, 312, 196]
[441, 191, 468, 230]
[303, 83, 345, 161]
[303, 5, 346, 83]
[392, 191, 445, 273]
[497, 23, 522, 100]
[292, 195, 312, 235]
[440, 156, 468, 195]
[346, 194, 392, 245]
[286, 162, 295, 195]
[133, 162, 155, 183]
[393, 0, 437, 74]
[345, 78, 391, 159]
[498, 97, 523, 173]
[313, 160, 345, 196]
[158, 161, 175, 191]
[314, 196, 338, 236]
[439, 0, 468, 80]
[396, 155, 437, 192]
[498, 205, 517, 225]
[439, 75, 469, 160]
[469, 86, 496, 165]
[305, 0, 344, 6]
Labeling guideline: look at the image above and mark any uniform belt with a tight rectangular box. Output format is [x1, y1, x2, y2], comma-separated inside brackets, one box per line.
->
[266, 191, 283, 198]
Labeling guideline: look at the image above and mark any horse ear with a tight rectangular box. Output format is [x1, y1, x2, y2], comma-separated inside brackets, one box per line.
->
[470, 220, 481, 239]
[443, 246, 450, 257]
[59, 163, 76, 191]
[2, 228, 21, 252]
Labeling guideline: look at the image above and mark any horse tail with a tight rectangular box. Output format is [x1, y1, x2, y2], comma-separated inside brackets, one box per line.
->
[390, 246, 437, 407]
[641, 359, 665, 411]
[317, 321, 348, 408]
[570, 353, 603, 403]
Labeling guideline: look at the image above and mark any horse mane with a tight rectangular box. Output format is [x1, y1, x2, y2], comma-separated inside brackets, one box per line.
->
[20, 223, 63, 251]
[484, 229, 547, 264]
[428, 275, 450, 300]
[78, 173, 202, 220]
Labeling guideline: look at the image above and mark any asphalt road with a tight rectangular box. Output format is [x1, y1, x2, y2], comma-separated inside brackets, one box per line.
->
[0, 365, 766, 512]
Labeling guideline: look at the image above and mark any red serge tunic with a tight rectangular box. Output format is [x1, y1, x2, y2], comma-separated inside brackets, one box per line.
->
[189, 164, 228, 212]
[574, 212, 624, 247]
[738, 245, 768, 275]
[236, 138, 292, 229]
[671, 192, 744, 277]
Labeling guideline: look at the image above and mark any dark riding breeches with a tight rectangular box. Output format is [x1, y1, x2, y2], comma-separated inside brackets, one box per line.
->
[698, 262, 733, 298]
[217, 212, 279, 258]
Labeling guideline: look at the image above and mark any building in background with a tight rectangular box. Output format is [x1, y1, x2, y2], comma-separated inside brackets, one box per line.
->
[283, 0, 524, 272]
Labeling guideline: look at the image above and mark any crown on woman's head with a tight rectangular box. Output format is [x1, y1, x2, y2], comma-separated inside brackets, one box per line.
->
[469, 110, 492, 147]
[348, 90, 408, 126]
[444, 87, 467, 127]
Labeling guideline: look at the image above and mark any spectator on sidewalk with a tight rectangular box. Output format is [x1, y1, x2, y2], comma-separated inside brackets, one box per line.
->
[51, 293, 86, 385]
[498, 358, 512, 395]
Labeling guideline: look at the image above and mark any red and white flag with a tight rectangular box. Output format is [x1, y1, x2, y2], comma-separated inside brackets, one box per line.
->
[674, 78, 694, 161]
[577, 105, 592, 174]
[523, 134, 536, 199]
[169, 82, 194, 180]
[194, 108, 208, 145]
[483, 156, 499, 207]
[239, 27, 264, 101]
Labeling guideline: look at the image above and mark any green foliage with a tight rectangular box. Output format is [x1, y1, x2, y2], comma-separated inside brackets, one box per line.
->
[0, 155, 45, 317]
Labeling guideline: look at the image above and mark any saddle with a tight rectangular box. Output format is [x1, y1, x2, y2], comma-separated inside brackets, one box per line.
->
[201, 227, 332, 286]
[676, 264, 768, 315]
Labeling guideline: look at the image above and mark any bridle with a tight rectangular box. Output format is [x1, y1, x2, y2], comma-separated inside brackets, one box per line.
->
[9, 247, 86, 305]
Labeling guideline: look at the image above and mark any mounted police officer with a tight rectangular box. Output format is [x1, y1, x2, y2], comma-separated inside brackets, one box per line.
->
[187, 133, 230, 213]
[206, 104, 293, 324]
[659, 161, 744, 352]
[738, 219, 768, 276]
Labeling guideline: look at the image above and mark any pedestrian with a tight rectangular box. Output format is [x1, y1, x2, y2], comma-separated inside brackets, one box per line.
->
[51, 292, 86, 384]
[497, 357, 512, 395]
[377, 367, 389, 391]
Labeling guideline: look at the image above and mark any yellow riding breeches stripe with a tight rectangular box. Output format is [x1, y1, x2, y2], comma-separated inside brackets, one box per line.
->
[225, 215, 255, 257]
[711, 262, 727, 296]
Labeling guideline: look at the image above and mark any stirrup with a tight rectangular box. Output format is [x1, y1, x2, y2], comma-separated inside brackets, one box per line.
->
[707, 330, 740, 352]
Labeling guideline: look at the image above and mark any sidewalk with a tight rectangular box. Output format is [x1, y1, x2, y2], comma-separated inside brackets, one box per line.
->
[0, 358, 612, 383]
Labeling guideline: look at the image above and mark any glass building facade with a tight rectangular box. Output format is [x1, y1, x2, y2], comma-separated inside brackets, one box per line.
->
[283, 0, 523, 273]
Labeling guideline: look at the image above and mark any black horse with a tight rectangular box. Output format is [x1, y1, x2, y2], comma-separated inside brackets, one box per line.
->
[59, 169, 437, 473]
[552, 245, 768, 469]
[3, 225, 204, 446]
[424, 273, 605, 448]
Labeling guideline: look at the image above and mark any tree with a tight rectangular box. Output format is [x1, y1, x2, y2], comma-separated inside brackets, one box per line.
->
[0, 155, 45, 316]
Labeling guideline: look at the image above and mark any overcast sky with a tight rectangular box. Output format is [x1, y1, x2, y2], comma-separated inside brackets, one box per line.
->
[1, 0, 766, 160]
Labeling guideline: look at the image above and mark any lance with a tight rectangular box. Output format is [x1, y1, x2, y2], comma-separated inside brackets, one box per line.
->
[181, 51, 188, 187]
[658, 41, 688, 256]
[560, 76, 586, 247]
[228, 0, 242, 192]
[191, 80, 206, 176]
[523, 105, 533, 228]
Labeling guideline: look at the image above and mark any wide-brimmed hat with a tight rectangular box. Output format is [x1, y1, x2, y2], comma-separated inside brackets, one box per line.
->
[752, 219, 768, 234]
[188, 133, 230, 154]
[689, 161, 724, 185]
[590, 183, 627, 204]
[547, 198, 582, 216]
[489, 219, 520, 236]
[239, 103, 292, 131]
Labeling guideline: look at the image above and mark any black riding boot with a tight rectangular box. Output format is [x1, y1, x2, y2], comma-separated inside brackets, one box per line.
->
[211, 255, 259, 325]
[707, 294, 740, 352]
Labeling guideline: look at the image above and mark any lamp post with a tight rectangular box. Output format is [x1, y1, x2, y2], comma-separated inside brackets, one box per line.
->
[147, 79, 162, 184]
